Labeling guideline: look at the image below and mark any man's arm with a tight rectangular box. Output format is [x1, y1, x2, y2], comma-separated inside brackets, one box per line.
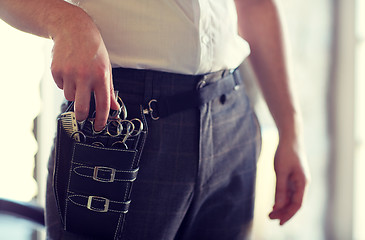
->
[234, 0, 309, 225]
[0, 0, 119, 131]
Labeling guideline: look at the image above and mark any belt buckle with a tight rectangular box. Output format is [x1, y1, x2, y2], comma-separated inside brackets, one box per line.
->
[93, 166, 116, 183]
[87, 196, 110, 213]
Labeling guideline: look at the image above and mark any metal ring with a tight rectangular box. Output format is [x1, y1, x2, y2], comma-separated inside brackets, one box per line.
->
[111, 141, 128, 149]
[120, 120, 135, 135]
[119, 120, 135, 144]
[118, 96, 128, 120]
[106, 120, 122, 137]
[90, 112, 107, 134]
[129, 118, 143, 137]
[91, 141, 105, 147]
[90, 119, 106, 135]
[109, 108, 121, 119]
[71, 131, 86, 143]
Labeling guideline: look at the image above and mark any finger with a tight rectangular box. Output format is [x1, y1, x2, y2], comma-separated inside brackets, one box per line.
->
[281, 199, 302, 225]
[269, 201, 300, 225]
[51, 65, 64, 90]
[280, 202, 301, 225]
[290, 177, 305, 208]
[74, 86, 91, 122]
[272, 173, 289, 211]
[278, 176, 305, 224]
[93, 81, 110, 132]
[63, 81, 76, 102]
[109, 66, 120, 110]
[269, 176, 305, 224]
[53, 76, 64, 90]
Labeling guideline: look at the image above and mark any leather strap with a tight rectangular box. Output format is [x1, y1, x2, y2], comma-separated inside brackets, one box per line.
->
[73, 165, 139, 183]
[152, 69, 242, 119]
[68, 194, 131, 213]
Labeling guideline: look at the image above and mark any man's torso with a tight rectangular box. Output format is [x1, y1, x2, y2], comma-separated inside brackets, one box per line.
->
[71, 0, 250, 74]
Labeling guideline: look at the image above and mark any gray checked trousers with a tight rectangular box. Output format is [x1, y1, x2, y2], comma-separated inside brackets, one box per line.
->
[46, 67, 262, 240]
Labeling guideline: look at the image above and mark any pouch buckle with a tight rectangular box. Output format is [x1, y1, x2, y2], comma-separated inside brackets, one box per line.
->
[93, 166, 116, 183]
[87, 196, 110, 213]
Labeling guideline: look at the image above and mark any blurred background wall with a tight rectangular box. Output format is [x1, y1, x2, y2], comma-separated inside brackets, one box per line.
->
[250, 0, 333, 239]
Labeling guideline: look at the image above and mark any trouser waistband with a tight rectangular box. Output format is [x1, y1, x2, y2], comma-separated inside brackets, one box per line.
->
[112, 67, 243, 119]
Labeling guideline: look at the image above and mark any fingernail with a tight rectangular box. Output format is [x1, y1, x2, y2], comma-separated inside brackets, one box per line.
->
[95, 126, 103, 131]
[77, 120, 86, 129]
[94, 125, 105, 133]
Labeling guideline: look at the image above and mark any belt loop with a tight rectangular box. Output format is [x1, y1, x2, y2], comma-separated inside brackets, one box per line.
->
[143, 71, 162, 120]
[232, 68, 242, 89]
[196, 77, 207, 90]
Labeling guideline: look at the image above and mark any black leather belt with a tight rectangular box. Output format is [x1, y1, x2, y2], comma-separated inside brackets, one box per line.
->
[143, 69, 242, 120]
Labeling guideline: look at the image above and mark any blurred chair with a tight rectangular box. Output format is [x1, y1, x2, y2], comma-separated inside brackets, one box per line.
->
[0, 198, 45, 240]
[0, 198, 44, 226]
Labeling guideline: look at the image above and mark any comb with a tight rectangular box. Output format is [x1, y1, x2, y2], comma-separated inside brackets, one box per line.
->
[60, 111, 80, 142]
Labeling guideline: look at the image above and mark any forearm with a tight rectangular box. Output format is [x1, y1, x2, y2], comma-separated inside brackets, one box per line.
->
[235, 0, 301, 140]
[0, 0, 92, 40]
[1, 0, 119, 129]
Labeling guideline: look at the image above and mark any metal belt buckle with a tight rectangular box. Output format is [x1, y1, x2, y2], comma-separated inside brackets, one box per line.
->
[93, 166, 116, 183]
[87, 196, 110, 213]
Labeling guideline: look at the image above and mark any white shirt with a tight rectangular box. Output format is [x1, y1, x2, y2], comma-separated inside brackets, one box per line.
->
[72, 0, 250, 75]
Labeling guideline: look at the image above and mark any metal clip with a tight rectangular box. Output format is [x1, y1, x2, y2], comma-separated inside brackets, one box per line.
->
[143, 99, 160, 120]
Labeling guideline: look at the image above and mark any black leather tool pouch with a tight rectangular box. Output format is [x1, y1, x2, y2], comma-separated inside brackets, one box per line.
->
[53, 103, 147, 240]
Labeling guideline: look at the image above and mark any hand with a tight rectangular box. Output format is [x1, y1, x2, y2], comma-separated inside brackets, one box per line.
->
[50, 8, 119, 131]
[268, 138, 310, 225]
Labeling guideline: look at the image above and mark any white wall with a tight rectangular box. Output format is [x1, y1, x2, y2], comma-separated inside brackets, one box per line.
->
[0, 20, 45, 201]
[252, 0, 333, 239]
